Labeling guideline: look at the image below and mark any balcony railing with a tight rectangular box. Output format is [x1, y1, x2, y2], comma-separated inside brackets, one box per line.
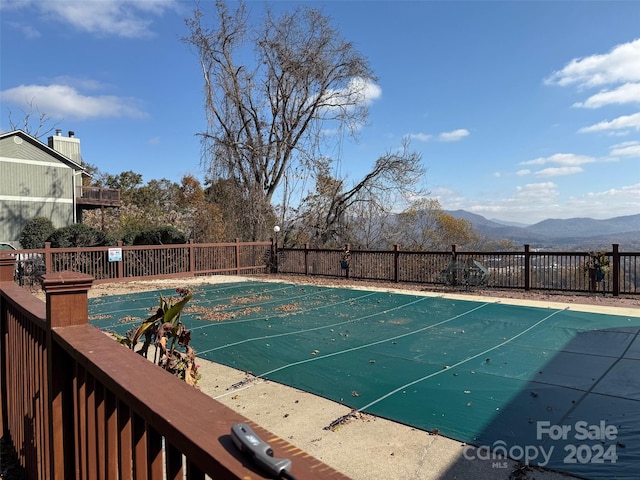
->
[76, 186, 121, 207]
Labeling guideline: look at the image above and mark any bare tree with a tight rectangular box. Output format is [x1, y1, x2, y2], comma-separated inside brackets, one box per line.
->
[392, 198, 482, 250]
[292, 140, 425, 247]
[342, 196, 391, 249]
[184, 0, 376, 240]
[392, 198, 443, 250]
[7, 99, 61, 139]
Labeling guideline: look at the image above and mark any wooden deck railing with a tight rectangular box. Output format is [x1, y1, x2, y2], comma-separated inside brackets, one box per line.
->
[0, 254, 350, 479]
[9, 241, 639, 296]
[76, 186, 121, 207]
[11, 240, 272, 285]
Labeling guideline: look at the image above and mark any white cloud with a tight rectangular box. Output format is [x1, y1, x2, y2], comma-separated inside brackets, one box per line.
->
[406, 128, 469, 143]
[520, 153, 596, 166]
[51, 76, 106, 92]
[439, 129, 469, 142]
[9, 0, 181, 38]
[545, 38, 640, 88]
[0, 83, 148, 120]
[609, 141, 640, 158]
[547, 39, 640, 136]
[324, 77, 381, 107]
[579, 112, 640, 133]
[319, 78, 381, 124]
[465, 182, 561, 219]
[353, 77, 383, 104]
[515, 182, 559, 199]
[587, 182, 640, 199]
[573, 83, 640, 108]
[408, 133, 432, 142]
[517, 154, 592, 177]
[434, 177, 639, 224]
[535, 166, 583, 177]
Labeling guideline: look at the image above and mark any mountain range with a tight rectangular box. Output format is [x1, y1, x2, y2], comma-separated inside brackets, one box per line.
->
[444, 211, 640, 250]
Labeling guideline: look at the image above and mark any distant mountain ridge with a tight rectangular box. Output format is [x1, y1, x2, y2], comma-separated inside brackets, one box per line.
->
[444, 210, 640, 249]
[489, 219, 530, 228]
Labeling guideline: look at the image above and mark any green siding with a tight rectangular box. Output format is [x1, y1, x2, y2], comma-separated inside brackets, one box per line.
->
[0, 161, 73, 198]
[0, 133, 79, 245]
[0, 136, 62, 164]
[0, 199, 73, 244]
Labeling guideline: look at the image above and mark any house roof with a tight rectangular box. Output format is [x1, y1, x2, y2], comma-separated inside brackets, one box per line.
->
[0, 129, 91, 178]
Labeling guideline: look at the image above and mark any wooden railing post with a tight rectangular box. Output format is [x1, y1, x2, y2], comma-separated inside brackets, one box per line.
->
[42, 271, 94, 478]
[117, 241, 124, 280]
[235, 238, 241, 275]
[44, 242, 52, 274]
[450, 245, 458, 286]
[189, 239, 195, 275]
[0, 253, 15, 283]
[43, 272, 94, 329]
[524, 244, 531, 291]
[612, 244, 620, 297]
[304, 243, 310, 276]
[394, 244, 401, 283]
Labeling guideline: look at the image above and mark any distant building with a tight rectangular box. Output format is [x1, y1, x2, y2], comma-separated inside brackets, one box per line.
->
[0, 129, 120, 247]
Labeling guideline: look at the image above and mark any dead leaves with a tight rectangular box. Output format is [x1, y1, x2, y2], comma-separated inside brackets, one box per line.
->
[185, 305, 262, 321]
[275, 303, 300, 312]
[324, 410, 372, 431]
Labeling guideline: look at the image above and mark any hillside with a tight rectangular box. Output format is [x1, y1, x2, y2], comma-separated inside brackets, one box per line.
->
[445, 211, 640, 250]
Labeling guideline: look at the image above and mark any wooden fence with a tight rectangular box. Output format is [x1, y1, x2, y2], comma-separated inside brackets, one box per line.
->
[13, 240, 272, 285]
[9, 242, 640, 296]
[0, 254, 349, 479]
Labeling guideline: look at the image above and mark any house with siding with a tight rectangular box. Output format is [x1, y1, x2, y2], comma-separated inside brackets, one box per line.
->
[0, 129, 120, 247]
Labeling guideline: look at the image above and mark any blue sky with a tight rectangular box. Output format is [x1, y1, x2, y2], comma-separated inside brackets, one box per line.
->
[1, 1, 639, 225]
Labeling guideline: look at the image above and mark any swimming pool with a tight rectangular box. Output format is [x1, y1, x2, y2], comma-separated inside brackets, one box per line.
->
[89, 280, 640, 479]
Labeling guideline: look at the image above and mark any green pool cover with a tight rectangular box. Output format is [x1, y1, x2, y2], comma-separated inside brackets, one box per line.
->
[89, 281, 640, 479]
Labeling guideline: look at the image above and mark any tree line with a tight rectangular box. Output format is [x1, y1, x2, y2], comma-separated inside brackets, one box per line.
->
[75, 168, 513, 251]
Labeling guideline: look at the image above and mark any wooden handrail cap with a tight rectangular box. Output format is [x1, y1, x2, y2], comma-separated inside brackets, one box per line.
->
[43, 271, 94, 293]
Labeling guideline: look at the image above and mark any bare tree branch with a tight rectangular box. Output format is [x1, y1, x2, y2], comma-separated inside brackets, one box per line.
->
[293, 140, 426, 247]
[184, 0, 375, 240]
[7, 98, 62, 139]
